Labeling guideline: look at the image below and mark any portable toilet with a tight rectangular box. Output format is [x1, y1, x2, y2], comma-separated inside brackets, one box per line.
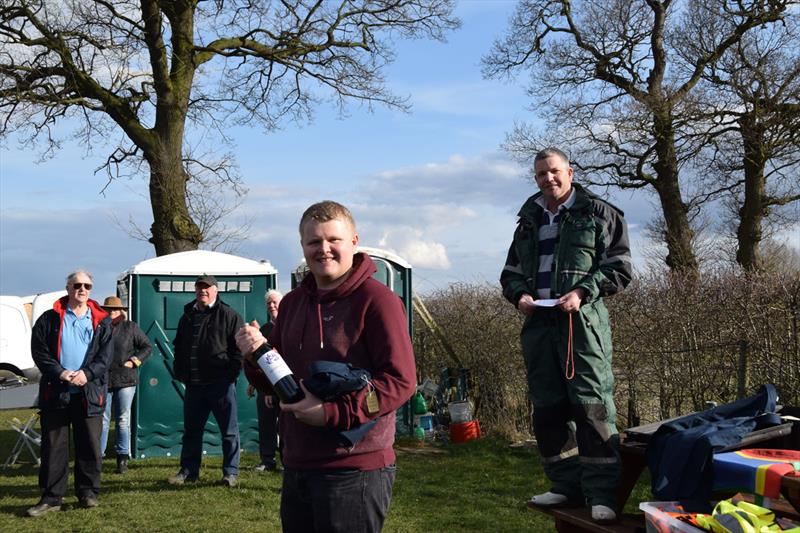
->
[291, 246, 414, 434]
[116, 250, 278, 459]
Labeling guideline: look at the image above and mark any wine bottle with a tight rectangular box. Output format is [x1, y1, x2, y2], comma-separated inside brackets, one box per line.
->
[251, 343, 304, 404]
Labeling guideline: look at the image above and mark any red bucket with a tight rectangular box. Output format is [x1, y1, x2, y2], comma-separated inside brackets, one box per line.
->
[450, 419, 481, 444]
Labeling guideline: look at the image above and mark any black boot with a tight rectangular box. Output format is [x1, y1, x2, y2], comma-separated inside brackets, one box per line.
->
[116, 454, 128, 474]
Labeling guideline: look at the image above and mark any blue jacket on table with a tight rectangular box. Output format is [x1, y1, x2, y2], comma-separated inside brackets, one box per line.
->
[646, 383, 781, 506]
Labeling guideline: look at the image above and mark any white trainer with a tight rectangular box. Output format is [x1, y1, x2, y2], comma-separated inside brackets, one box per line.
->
[591, 504, 617, 523]
[527, 491, 569, 507]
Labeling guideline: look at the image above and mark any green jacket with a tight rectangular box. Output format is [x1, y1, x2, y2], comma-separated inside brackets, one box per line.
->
[501, 184, 632, 308]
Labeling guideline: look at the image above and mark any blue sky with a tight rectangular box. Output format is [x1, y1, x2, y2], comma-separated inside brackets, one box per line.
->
[1, 1, 795, 300]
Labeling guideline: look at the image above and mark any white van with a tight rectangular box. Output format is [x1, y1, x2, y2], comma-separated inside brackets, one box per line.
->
[0, 291, 65, 381]
[0, 295, 36, 380]
[30, 291, 67, 325]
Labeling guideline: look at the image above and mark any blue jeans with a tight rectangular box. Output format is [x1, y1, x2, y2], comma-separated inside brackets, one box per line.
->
[281, 466, 396, 533]
[100, 386, 136, 457]
[180, 381, 240, 477]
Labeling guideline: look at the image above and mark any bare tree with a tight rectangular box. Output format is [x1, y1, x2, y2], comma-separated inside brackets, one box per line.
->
[483, 0, 794, 275]
[0, 0, 459, 255]
[687, 17, 800, 271]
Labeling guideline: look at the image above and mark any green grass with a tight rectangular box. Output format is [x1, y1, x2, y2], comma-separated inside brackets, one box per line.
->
[0, 409, 650, 532]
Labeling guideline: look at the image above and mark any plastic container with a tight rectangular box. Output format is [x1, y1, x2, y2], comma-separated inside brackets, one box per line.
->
[450, 419, 481, 444]
[411, 392, 428, 415]
[639, 502, 705, 533]
[448, 400, 472, 423]
[414, 413, 434, 431]
[417, 379, 438, 398]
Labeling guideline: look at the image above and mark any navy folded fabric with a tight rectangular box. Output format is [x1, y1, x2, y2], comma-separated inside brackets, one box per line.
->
[304, 361, 372, 400]
[304, 361, 379, 448]
[646, 383, 780, 508]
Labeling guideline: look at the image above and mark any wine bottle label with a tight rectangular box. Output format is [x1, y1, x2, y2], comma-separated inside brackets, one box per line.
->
[256, 349, 293, 384]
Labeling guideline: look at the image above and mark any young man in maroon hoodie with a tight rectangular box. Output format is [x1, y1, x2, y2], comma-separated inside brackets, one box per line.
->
[236, 201, 416, 533]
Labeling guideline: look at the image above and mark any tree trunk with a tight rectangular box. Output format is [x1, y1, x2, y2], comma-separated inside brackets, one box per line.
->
[146, 143, 202, 256]
[736, 115, 767, 272]
[652, 110, 699, 275]
[144, 2, 200, 257]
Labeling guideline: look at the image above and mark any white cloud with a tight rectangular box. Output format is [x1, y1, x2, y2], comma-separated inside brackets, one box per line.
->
[775, 222, 800, 249]
[228, 151, 532, 290]
[361, 152, 530, 210]
[0, 206, 154, 298]
[377, 228, 452, 269]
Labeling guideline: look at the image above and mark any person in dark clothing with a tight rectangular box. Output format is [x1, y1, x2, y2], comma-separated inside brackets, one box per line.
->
[99, 296, 152, 474]
[236, 201, 416, 533]
[167, 275, 244, 487]
[248, 289, 283, 472]
[27, 270, 113, 517]
[501, 148, 632, 523]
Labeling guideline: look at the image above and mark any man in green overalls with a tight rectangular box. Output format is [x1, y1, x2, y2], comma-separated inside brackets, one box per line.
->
[501, 148, 632, 523]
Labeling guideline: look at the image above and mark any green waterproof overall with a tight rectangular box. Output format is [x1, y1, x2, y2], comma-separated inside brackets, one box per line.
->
[522, 301, 618, 506]
[501, 184, 632, 508]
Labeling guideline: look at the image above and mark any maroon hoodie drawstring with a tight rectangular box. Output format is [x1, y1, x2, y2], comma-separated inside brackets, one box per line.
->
[317, 302, 324, 349]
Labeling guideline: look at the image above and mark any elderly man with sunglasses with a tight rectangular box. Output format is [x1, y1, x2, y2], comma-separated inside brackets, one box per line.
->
[27, 270, 114, 517]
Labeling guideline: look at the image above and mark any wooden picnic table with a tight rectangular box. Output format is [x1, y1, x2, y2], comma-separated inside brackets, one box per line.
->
[528, 407, 800, 533]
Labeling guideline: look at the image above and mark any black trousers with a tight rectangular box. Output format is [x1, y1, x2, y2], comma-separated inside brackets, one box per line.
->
[281, 466, 396, 533]
[39, 394, 103, 504]
[256, 392, 280, 464]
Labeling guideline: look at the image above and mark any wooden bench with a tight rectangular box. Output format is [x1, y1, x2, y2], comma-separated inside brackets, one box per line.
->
[532, 506, 646, 533]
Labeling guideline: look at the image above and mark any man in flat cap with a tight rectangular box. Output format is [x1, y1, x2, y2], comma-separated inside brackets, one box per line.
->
[168, 275, 244, 487]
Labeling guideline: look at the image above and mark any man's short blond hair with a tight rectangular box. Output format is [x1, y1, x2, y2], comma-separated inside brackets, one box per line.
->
[298, 200, 356, 235]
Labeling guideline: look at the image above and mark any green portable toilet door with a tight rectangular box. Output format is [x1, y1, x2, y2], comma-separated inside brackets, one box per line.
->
[369, 256, 413, 336]
[132, 275, 269, 458]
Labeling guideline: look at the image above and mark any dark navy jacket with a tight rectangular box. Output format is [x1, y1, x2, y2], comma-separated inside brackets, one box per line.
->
[304, 361, 378, 448]
[646, 384, 781, 506]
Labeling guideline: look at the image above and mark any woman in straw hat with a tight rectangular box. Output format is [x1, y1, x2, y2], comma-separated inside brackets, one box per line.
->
[100, 296, 152, 474]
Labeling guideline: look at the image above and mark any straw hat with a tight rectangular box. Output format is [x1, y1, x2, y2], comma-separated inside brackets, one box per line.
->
[102, 296, 127, 310]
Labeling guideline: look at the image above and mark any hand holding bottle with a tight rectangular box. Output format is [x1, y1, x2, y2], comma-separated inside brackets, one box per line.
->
[235, 320, 265, 356]
[249, 343, 305, 404]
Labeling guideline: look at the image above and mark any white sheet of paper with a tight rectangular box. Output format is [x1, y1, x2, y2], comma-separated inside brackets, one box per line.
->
[534, 299, 559, 307]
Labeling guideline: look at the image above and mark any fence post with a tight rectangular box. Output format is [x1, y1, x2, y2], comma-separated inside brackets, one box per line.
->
[737, 340, 748, 399]
[627, 395, 640, 428]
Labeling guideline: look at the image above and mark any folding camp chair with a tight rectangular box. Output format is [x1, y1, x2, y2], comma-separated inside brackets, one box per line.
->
[4, 411, 41, 467]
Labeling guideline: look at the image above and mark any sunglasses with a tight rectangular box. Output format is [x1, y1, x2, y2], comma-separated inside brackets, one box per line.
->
[72, 283, 93, 290]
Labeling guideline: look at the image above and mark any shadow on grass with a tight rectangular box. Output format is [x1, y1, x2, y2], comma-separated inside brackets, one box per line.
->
[0, 462, 39, 478]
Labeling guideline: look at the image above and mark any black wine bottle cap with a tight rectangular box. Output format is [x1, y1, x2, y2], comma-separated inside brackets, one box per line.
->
[251, 342, 272, 361]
